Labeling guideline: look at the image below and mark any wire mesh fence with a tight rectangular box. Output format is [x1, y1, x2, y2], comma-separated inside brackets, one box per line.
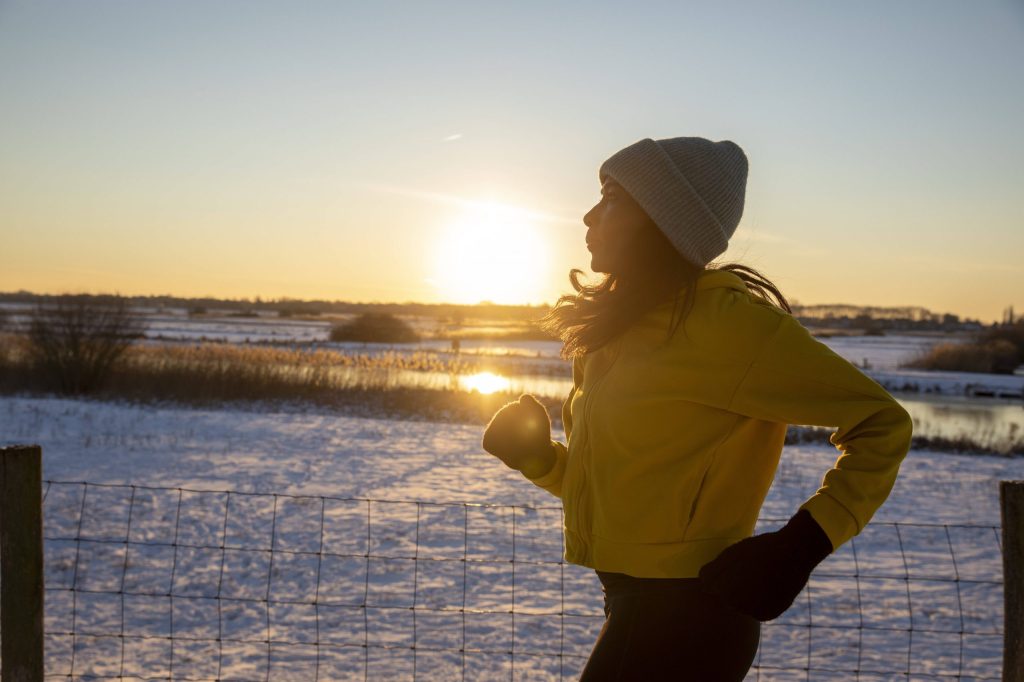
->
[27, 481, 1005, 680]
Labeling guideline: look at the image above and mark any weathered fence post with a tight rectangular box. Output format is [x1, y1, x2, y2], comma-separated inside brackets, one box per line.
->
[0, 444, 44, 682]
[1003, 480, 1024, 682]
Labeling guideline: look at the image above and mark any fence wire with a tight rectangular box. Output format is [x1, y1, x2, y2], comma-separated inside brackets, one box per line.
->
[28, 481, 1004, 681]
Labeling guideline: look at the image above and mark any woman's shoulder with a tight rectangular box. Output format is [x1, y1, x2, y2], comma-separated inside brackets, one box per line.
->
[667, 271, 793, 360]
[618, 270, 797, 362]
[694, 271, 789, 327]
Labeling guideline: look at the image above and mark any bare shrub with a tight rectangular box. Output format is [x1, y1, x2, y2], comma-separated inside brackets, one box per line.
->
[27, 295, 147, 394]
[329, 313, 420, 343]
[0, 332, 32, 390]
[979, 320, 1024, 366]
[906, 320, 1024, 375]
[905, 338, 1019, 374]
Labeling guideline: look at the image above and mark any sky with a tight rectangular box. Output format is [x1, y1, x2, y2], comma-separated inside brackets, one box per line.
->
[1, 1, 1021, 322]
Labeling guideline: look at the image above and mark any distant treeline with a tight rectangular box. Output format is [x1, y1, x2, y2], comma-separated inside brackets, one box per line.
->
[795, 311, 981, 333]
[0, 290, 994, 330]
[789, 303, 985, 332]
[0, 291, 548, 323]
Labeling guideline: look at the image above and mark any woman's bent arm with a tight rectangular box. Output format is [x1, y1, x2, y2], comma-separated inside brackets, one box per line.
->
[728, 313, 914, 550]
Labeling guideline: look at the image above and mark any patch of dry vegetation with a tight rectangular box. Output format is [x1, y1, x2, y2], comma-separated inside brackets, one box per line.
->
[3, 329, 1020, 455]
[905, 321, 1024, 374]
[330, 313, 420, 343]
[0, 336, 567, 426]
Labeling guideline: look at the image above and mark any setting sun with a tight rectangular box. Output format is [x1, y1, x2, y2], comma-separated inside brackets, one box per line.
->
[433, 201, 550, 305]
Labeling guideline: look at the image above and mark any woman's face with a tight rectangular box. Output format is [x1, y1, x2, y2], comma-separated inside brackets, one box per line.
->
[583, 178, 657, 274]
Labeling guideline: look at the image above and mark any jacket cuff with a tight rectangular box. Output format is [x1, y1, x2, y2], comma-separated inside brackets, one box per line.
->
[785, 509, 834, 563]
[799, 493, 860, 551]
[526, 441, 568, 493]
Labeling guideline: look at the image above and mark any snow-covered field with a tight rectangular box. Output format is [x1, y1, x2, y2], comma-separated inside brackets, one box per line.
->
[2, 395, 1020, 680]
[3, 396, 1018, 522]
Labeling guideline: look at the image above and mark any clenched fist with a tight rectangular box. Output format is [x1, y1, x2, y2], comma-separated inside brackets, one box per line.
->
[698, 509, 833, 621]
[482, 394, 555, 479]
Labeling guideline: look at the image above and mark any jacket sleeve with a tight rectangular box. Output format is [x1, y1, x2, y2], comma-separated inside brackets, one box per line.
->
[525, 355, 582, 499]
[727, 312, 914, 550]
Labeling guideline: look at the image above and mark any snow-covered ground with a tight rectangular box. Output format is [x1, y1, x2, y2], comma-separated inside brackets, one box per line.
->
[2, 395, 1020, 680]
[2, 396, 1017, 522]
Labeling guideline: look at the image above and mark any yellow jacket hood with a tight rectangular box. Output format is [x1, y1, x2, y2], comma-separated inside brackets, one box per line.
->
[528, 270, 913, 578]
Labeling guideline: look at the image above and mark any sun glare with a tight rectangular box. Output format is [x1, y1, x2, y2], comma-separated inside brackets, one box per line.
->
[433, 201, 549, 304]
[460, 371, 511, 395]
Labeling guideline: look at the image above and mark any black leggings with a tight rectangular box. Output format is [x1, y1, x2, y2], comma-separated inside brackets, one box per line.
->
[579, 571, 760, 682]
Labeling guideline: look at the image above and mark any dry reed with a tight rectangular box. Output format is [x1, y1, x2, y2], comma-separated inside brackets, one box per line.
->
[2, 334, 1020, 454]
[0, 336, 566, 425]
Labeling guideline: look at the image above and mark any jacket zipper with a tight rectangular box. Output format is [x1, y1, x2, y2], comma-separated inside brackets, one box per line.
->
[572, 340, 622, 561]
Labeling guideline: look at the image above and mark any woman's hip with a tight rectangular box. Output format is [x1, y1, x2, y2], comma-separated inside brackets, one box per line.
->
[580, 570, 760, 681]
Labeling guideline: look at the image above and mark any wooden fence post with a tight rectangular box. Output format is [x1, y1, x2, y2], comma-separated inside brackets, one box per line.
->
[1003, 480, 1024, 682]
[0, 444, 44, 682]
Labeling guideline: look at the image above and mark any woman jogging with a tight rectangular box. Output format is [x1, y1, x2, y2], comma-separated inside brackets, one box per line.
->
[481, 136, 914, 681]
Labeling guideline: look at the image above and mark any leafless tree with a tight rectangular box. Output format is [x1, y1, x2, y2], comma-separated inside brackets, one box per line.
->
[27, 295, 147, 394]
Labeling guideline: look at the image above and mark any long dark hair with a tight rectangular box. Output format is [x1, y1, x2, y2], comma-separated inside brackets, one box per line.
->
[538, 219, 791, 359]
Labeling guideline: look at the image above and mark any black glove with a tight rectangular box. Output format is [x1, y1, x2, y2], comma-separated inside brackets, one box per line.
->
[698, 509, 833, 621]
[481, 394, 554, 479]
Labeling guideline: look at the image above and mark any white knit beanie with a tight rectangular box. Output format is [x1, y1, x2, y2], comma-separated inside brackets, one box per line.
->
[598, 137, 748, 268]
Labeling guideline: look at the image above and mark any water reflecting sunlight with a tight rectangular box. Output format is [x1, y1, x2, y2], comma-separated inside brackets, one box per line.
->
[460, 371, 512, 394]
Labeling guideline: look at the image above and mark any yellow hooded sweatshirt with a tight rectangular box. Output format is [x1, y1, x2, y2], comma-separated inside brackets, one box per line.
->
[526, 270, 913, 578]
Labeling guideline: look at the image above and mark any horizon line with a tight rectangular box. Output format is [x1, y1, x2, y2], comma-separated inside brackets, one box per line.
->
[0, 288, 1001, 323]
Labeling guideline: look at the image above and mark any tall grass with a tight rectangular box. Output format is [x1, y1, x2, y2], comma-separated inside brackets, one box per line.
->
[905, 321, 1024, 374]
[113, 343, 466, 398]
[0, 336, 564, 425]
[905, 339, 1019, 374]
[3, 334, 1020, 455]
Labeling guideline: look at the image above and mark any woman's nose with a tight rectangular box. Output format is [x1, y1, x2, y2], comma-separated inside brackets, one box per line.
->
[583, 204, 598, 228]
